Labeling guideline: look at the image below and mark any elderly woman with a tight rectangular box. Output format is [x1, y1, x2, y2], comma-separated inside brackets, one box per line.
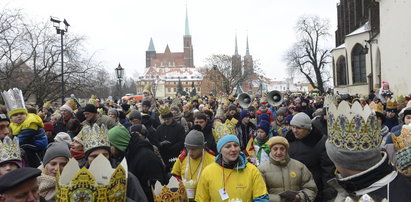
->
[37, 142, 70, 201]
[196, 135, 269, 202]
[258, 136, 317, 202]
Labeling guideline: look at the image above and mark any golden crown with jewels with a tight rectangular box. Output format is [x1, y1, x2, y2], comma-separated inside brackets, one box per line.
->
[392, 123, 411, 152]
[327, 101, 381, 151]
[56, 154, 127, 202]
[78, 124, 110, 153]
[213, 118, 238, 142]
[153, 176, 188, 202]
[386, 98, 397, 110]
[0, 136, 21, 164]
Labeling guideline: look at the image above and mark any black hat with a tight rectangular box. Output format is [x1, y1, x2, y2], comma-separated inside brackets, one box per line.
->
[121, 103, 130, 111]
[84, 104, 97, 113]
[129, 124, 148, 137]
[142, 100, 151, 107]
[0, 167, 41, 194]
[0, 113, 10, 122]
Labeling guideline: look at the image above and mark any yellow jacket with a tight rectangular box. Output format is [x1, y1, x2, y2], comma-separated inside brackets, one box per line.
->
[10, 113, 44, 135]
[171, 150, 215, 182]
[195, 153, 268, 202]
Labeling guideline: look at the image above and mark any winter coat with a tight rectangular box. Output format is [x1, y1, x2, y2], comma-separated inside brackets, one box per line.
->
[195, 153, 269, 202]
[156, 120, 186, 171]
[384, 116, 399, 131]
[328, 152, 411, 202]
[125, 134, 167, 202]
[258, 153, 317, 202]
[81, 114, 117, 130]
[10, 113, 48, 152]
[202, 124, 218, 154]
[256, 109, 274, 123]
[285, 127, 337, 202]
[173, 113, 189, 133]
[235, 122, 256, 151]
[311, 116, 327, 136]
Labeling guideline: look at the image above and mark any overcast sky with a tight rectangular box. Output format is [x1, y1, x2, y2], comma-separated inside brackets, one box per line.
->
[3, 0, 339, 81]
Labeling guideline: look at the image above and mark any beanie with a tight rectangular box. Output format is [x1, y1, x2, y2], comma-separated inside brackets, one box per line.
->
[240, 110, 250, 120]
[43, 122, 54, 131]
[129, 124, 148, 137]
[43, 142, 70, 166]
[247, 106, 256, 111]
[217, 134, 240, 153]
[228, 104, 237, 111]
[129, 110, 142, 120]
[142, 100, 151, 107]
[258, 113, 270, 124]
[325, 140, 382, 171]
[290, 112, 312, 130]
[276, 107, 287, 116]
[84, 104, 97, 114]
[257, 120, 270, 135]
[396, 146, 411, 170]
[54, 132, 72, 146]
[185, 130, 205, 149]
[121, 103, 130, 112]
[60, 104, 73, 113]
[267, 136, 289, 150]
[0, 113, 10, 123]
[170, 105, 180, 113]
[108, 109, 119, 118]
[107, 126, 131, 152]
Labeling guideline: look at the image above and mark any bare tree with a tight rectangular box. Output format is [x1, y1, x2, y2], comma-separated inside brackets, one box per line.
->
[284, 15, 332, 93]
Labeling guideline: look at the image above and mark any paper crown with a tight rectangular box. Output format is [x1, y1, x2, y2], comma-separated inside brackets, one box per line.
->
[158, 106, 171, 116]
[42, 101, 52, 110]
[386, 98, 397, 110]
[65, 99, 78, 111]
[392, 123, 411, 151]
[78, 124, 110, 153]
[56, 154, 127, 202]
[1, 88, 27, 117]
[0, 136, 21, 164]
[153, 176, 188, 202]
[327, 101, 381, 151]
[88, 95, 98, 106]
[212, 118, 238, 142]
[369, 101, 383, 114]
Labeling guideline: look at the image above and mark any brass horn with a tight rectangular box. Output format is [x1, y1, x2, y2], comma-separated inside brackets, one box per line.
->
[237, 93, 253, 109]
[267, 90, 283, 107]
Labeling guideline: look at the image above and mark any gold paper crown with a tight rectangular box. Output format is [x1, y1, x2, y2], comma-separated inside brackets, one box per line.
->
[0, 136, 21, 164]
[327, 101, 381, 151]
[369, 101, 383, 114]
[397, 95, 406, 104]
[153, 176, 188, 202]
[78, 124, 110, 153]
[88, 95, 98, 106]
[158, 106, 171, 116]
[42, 101, 52, 109]
[65, 99, 78, 111]
[386, 98, 397, 110]
[56, 154, 127, 202]
[392, 123, 411, 151]
[1, 88, 27, 117]
[212, 118, 238, 142]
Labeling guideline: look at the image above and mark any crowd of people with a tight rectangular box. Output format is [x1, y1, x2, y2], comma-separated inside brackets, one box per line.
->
[1, 82, 411, 201]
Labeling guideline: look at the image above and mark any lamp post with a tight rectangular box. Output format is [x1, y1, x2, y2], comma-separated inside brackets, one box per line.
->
[115, 63, 124, 100]
[50, 17, 69, 105]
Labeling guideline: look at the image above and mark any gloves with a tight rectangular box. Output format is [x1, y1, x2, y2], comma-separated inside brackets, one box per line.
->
[159, 140, 172, 147]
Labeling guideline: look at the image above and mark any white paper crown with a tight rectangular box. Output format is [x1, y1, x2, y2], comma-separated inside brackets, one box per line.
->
[153, 176, 188, 202]
[1, 88, 26, 116]
[0, 136, 21, 163]
[327, 101, 381, 151]
[56, 154, 128, 202]
[78, 124, 110, 153]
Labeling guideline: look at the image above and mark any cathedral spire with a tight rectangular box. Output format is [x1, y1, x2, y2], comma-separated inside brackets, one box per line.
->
[246, 34, 250, 56]
[147, 37, 155, 51]
[234, 33, 239, 55]
[184, 3, 190, 36]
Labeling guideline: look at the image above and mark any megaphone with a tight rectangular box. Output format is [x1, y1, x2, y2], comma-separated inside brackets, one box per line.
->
[237, 93, 253, 109]
[267, 90, 283, 107]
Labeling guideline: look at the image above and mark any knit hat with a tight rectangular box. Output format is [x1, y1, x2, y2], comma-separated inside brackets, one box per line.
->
[257, 120, 270, 135]
[217, 134, 239, 153]
[276, 107, 287, 116]
[129, 110, 142, 120]
[129, 124, 148, 137]
[84, 104, 97, 114]
[142, 100, 151, 107]
[107, 126, 131, 152]
[396, 146, 411, 170]
[60, 104, 73, 113]
[43, 142, 70, 166]
[184, 130, 206, 149]
[290, 112, 312, 130]
[108, 109, 119, 118]
[170, 105, 180, 113]
[73, 135, 84, 146]
[267, 136, 289, 150]
[121, 103, 130, 112]
[43, 122, 54, 131]
[257, 114, 270, 125]
[247, 106, 256, 111]
[54, 132, 72, 146]
[240, 110, 250, 120]
[228, 104, 237, 111]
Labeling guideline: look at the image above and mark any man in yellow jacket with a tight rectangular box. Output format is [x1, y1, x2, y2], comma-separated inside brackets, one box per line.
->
[195, 135, 269, 202]
[171, 129, 215, 200]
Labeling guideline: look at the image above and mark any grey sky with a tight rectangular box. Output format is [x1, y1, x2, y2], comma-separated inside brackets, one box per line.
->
[4, 0, 339, 81]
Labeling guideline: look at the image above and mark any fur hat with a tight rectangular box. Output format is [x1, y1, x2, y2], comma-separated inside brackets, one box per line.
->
[267, 136, 289, 150]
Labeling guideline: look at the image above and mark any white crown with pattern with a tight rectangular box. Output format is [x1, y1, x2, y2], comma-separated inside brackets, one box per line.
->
[0, 136, 21, 163]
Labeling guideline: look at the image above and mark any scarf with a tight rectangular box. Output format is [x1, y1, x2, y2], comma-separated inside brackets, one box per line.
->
[70, 148, 85, 160]
[254, 137, 270, 162]
[38, 173, 56, 200]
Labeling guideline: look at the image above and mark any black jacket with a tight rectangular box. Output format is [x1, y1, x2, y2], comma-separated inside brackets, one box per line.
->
[285, 126, 337, 202]
[126, 135, 167, 202]
[156, 120, 186, 170]
[202, 125, 217, 154]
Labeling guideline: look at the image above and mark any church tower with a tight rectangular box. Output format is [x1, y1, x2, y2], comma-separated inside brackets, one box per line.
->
[243, 35, 254, 74]
[232, 34, 242, 76]
[146, 37, 156, 67]
[183, 6, 194, 67]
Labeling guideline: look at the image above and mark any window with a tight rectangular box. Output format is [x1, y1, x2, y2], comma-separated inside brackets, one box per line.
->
[197, 87, 200, 92]
[337, 56, 347, 85]
[351, 44, 367, 83]
[173, 88, 176, 92]
[168, 88, 171, 92]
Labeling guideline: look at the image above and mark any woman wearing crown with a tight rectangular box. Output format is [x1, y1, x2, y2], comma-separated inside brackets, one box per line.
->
[196, 135, 269, 202]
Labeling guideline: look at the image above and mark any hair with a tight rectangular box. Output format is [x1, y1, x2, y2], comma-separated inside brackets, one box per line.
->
[27, 106, 37, 114]
[203, 109, 214, 120]
[66, 119, 82, 135]
[194, 112, 207, 121]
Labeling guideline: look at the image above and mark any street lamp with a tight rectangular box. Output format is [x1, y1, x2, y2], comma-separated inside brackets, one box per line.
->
[115, 63, 124, 99]
[50, 17, 69, 105]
